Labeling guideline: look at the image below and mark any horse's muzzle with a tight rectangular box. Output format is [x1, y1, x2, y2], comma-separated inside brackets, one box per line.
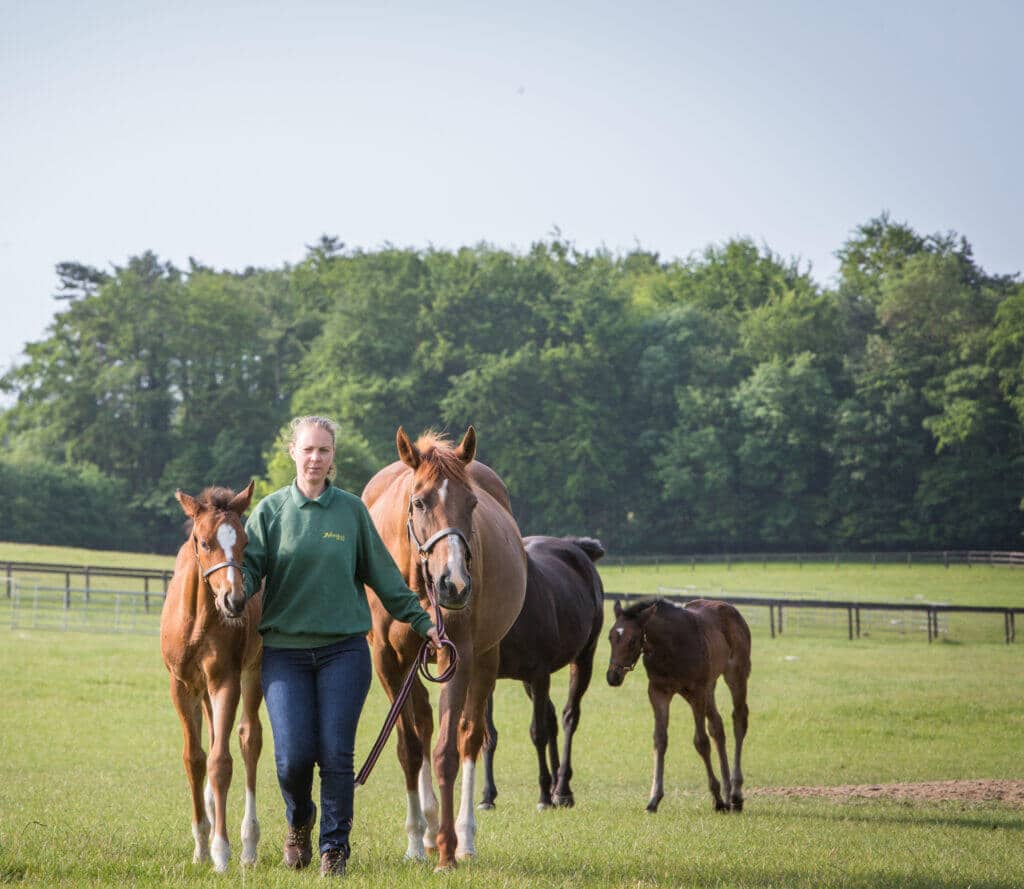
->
[437, 577, 471, 611]
[606, 665, 626, 687]
[222, 591, 247, 619]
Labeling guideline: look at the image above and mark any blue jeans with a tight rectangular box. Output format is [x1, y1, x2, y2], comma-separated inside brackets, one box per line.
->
[261, 635, 372, 855]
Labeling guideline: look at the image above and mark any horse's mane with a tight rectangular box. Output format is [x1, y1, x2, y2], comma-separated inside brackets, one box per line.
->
[614, 598, 663, 618]
[196, 486, 238, 511]
[414, 432, 470, 484]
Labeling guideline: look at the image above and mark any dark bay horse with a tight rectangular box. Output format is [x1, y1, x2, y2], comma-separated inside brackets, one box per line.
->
[160, 483, 262, 871]
[478, 535, 605, 811]
[606, 598, 751, 813]
[362, 427, 527, 870]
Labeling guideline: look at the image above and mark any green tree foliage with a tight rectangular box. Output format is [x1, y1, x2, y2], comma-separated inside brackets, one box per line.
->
[2, 219, 1022, 553]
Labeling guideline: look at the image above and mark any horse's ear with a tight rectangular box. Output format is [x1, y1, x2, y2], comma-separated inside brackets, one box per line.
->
[396, 426, 420, 469]
[455, 426, 477, 464]
[228, 480, 255, 515]
[613, 600, 623, 618]
[639, 603, 658, 626]
[175, 489, 200, 519]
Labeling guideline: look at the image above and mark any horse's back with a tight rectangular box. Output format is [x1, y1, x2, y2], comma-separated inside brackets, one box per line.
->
[498, 536, 604, 678]
[684, 598, 751, 671]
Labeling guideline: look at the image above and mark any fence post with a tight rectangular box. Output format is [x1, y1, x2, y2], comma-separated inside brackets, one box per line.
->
[943, 551, 949, 569]
[907, 552, 912, 568]
[144, 576, 150, 613]
[769, 604, 775, 639]
[5, 562, 10, 598]
[847, 607, 853, 640]
[64, 572, 71, 610]
[84, 566, 91, 603]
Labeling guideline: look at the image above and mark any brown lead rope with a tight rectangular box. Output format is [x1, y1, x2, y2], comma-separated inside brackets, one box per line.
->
[355, 555, 460, 787]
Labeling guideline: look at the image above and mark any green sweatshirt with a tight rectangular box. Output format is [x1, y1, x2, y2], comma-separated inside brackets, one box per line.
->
[242, 482, 434, 648]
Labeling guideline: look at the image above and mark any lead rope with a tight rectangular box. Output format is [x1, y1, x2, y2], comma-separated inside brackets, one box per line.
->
[355, 561, 459, 787]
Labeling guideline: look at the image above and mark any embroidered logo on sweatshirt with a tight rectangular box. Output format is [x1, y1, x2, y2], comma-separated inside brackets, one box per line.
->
[323, 531, 347, 542]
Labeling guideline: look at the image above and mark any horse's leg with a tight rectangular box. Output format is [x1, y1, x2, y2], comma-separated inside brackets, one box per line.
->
[687, 692, 728, 812]
[237, 668, 263, 864]
[704, 688, 733, 812]
[206, 682, 242, 871]
[403, 680, 438, 858]
[169, 677, 210, 863]
[477, 693, 499, 810]
[200, 692, 215, 832]
[554, 648, 596, 808]
[432, 658, 471, 870]
[373, 640, 434, 862]
[527, 675, 556, 810]
[724, 661, 750, 812]
[453, 646, 498, 861]
[646, 684, 671, 813]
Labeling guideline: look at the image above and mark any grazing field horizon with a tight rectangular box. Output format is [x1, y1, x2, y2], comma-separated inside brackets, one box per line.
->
[1, 542, 1022, 887]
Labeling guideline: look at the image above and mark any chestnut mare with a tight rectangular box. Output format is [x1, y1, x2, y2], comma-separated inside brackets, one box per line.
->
[606, 597, 751, 814]
[362, 427, 526, 870]
[479, 535, 605, 811]
[160, 482, 262, 871]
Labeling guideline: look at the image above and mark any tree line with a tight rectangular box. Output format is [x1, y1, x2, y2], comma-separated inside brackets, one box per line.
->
[2, 216, 1023, 554]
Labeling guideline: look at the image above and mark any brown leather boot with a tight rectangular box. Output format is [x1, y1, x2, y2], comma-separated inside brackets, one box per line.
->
[282, 805, 316, 869]
[320, 846, 348, 877]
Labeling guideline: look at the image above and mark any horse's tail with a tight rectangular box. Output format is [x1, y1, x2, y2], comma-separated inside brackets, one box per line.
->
[566, 536, 605, 563]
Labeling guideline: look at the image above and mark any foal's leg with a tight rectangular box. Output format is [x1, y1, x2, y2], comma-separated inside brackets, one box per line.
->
[646, 684, 671, 813]
[554, 649, 596, 808]
[206, 682, 241, 871]
[237, 668, 263, 864]
[169, 678, 210, 863]
[704, 688, 733, 812]
[526, 675, 557, 809]
[478, 693, 499, 810]
[724, 663, 750, 812]
[687, 692, 728, 812]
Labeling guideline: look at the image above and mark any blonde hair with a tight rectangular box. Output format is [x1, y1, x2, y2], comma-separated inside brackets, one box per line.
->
[288, 415, 339, 448]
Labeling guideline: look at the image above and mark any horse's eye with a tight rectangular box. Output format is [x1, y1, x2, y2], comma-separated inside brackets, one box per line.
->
[200, 540, 212, 551]
[412, 498, 425, 511]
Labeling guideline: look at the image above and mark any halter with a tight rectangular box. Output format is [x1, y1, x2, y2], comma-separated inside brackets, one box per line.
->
[609, 628, 649, 674]
[192, 529, 244, 584]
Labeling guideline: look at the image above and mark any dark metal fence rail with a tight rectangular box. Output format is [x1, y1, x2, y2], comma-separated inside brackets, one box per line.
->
[2, 561, 173, 601]
[607, 550, 1024, 568]
[606, 591, 1022, 645]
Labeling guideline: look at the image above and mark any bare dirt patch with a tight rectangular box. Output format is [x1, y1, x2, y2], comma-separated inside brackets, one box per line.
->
[751, 779, 1024, 807]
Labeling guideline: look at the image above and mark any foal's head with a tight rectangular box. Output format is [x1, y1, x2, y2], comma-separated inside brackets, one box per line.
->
[606, 599, 658, 686]
[175, 481, 255, 621]
[397, 427, 477, 610]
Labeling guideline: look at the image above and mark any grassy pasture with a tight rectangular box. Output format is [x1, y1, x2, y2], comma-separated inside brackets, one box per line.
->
[1, 543, 1021, 885]
[1, 616, 1022, 888]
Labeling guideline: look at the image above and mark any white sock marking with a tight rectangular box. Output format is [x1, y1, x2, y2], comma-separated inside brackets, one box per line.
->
[405, 790, 427, 860]
[419, 759, 439, 849]
[241, 787, 259, 864]
[455, 758, 477, 859]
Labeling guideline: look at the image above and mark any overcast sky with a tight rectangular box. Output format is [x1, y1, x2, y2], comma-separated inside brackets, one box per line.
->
[3, 0, 1021, 391]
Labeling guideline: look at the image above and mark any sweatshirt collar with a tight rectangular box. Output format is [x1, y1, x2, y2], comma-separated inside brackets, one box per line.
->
[290, 480, 336, 508]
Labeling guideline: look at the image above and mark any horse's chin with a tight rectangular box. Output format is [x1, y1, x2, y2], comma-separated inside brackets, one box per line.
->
[216, 600, 248, 627]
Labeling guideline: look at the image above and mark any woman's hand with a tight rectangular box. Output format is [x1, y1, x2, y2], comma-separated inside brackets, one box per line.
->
[425, 626, 442, 653]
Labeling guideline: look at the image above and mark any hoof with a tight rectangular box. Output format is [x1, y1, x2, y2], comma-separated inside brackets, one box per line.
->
[434, 861, 457, 873]
[715, 800, 731, 813]
[536, 801, 554, 812]
[477, 801, 495, 811]
[553, 795, 575, 808]
[645, 803, 659, 814]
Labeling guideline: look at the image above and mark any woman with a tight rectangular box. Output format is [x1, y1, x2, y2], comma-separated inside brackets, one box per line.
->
[242, 415, 440, 877]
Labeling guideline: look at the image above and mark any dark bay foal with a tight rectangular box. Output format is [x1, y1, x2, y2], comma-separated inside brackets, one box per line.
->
[606, 598, 751, 813]
[479, 535, 605, 810]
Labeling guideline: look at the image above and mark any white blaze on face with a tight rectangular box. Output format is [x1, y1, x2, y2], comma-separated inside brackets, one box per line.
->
[216, 523, 238, 584]
[439, 478, 449, 504]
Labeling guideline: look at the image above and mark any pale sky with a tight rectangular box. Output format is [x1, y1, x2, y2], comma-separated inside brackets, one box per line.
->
[2, 1, 1022, 395]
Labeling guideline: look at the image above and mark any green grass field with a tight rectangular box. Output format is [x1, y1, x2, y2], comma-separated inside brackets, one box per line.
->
[1, 544, 1022, 886]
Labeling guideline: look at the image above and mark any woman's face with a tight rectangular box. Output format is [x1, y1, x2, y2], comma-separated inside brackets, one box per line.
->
[289, 424, 335, 492]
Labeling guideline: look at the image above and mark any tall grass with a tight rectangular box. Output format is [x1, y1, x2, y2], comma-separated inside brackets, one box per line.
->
[1, 621, 1021, 888]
